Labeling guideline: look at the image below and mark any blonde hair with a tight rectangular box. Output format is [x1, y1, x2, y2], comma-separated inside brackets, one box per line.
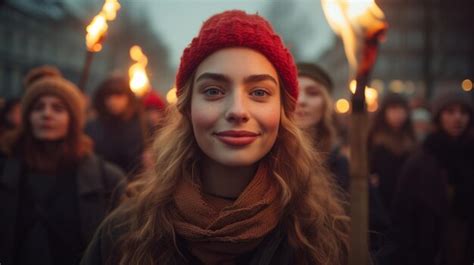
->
[311, 84, 337, 154]
[110, 75, 349, 265]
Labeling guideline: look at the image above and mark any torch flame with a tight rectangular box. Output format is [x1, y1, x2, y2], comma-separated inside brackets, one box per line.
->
[102, 0, 121, 20]
[349, 80, 378, 111]
[322, 0, 385, 72]
[129, 45, 150, 97]
[85, 0, 121, 52]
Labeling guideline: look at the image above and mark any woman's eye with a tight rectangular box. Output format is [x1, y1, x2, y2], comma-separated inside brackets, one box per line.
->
[52, 104, 66, 112]
[251, 89, 269, 97]
[307, 90, 320, 97]
[204, 87, 223, 97]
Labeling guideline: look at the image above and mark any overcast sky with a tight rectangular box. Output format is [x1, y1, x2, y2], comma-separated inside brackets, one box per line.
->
[66, 0, 335, 70]
[144, 0, 334, 68]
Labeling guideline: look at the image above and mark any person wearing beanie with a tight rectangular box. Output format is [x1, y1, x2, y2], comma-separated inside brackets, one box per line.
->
[295, 62, 390, 261]
[142, 89, 166, 132]
[81, 10, 349, 265]
[85, 75, 149, 176]
[295, 62, 345, 183]
[367, 93, 416, 214]
[391, 90, 474, 265]
[0, 66, 126, 265]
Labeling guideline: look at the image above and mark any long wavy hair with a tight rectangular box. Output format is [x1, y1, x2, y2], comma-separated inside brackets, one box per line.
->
[307, 82, 337, 155]
[109, 74, 350, 265]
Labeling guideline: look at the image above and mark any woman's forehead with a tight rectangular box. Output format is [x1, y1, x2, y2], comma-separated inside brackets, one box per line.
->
[193, 48, 279, 84]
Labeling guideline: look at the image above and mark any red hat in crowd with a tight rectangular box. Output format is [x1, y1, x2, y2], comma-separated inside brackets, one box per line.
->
[142, 90, 165, 110]
[175, 10, 298, 106]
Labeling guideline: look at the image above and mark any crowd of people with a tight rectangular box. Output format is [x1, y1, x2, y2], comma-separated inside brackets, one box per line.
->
[0, 9, 472, 265]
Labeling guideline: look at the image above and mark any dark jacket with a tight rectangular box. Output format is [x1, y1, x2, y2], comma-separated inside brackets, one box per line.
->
[0, 154, 126, 265]
[85, 117, 146, 176]
[390, 131, 474, 265]
[80, 209, 294, 265]
[369, 136, 413, 214]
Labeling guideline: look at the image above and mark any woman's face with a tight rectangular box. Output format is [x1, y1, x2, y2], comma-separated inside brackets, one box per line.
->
[295, 76, 325, 129]
[30, 95, 70, 141]
[440, 103, 470, 138]
[105, 93, 129, 116]
[385, 104, 408, 131]
[191, 47, 281, 167]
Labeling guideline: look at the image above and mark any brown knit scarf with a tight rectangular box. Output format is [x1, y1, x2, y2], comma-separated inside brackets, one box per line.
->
[172, 162, 281, 265]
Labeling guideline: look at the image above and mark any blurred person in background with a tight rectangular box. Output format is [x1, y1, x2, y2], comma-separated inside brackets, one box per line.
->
[295, 62, 390, 261]
[140, 90, 166, 171]
[392, 90, 474, 265]
[0, 98, 22, 138]
[411, 107, 432, 142]
[141, 89, 166, 133]
[86, 76, 148, 177]
[0, 67, 125, 265]
[368, 93, 416, 214]
[295, 62, 349, 190]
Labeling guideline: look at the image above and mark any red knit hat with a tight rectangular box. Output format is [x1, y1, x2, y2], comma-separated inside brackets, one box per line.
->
[142, 90, 165, 110]
[176, 10, 298, 104]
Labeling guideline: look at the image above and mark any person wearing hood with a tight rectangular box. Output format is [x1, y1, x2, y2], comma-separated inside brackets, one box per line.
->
[368, 93, 417, 214]
[85, 76, 149, 177]
[0, 66, 125, 265]
[391, 90, 474, 265]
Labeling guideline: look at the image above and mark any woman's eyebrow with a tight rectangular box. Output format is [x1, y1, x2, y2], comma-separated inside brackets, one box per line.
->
[195, 73, 231, 84]
[244, 74, 278, 86]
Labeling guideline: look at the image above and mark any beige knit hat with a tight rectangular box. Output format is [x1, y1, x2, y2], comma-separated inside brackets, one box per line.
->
[22, 74, 86, 130]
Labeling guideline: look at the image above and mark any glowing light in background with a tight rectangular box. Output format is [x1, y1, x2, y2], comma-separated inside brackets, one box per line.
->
[85, 0, 121, 52]
[166, 87, 178, 104]
[129, 45, 150, 97]
[462, 79, 472, 92]
[336, 98, 350, 114]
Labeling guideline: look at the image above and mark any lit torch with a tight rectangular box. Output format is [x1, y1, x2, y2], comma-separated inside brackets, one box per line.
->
[79, 0, 121, 91]
[129, 45, 151, 97]
[321, 1, 387, 264]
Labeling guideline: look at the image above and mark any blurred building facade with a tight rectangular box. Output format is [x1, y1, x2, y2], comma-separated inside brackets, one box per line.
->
[316, 0, 474, 105]
[0, 0, 173, 99]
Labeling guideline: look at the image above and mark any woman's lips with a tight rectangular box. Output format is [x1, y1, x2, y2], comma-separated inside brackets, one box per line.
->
[214, 130, 260, 146]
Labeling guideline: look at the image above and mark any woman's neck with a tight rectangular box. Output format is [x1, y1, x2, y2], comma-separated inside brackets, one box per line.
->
[200, 157, 258, 200]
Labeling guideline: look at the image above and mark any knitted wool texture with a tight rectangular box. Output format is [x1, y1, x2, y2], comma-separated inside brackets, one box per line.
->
[22, 76, 86, 130]
[176, 10, 298, 104]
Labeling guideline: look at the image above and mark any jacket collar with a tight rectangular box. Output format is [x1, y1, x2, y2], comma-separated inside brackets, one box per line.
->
[0, 155, 105, 195]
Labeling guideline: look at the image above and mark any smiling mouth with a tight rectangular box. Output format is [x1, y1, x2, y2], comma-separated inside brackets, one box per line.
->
[214, 130, 260, 146]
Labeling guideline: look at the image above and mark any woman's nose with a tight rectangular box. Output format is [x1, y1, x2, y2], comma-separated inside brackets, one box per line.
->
[225, 91, 249, 123]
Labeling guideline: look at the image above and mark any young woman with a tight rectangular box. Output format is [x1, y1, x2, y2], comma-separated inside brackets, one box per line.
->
[367, 93, 416, 213]
[0, 68, 126, 265]
[81, 10, 349, 265]
[86, 76, 148, 176]
[295, 62, 349, 190]
[392, 90, 474, 265]
[295, 62, 390, 259]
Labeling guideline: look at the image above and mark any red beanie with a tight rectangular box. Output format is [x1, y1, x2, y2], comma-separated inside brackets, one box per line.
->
[176, 10, 298, 103]
[142, 90, 165, 110]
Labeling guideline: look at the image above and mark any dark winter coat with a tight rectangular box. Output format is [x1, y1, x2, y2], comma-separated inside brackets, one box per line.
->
[80, 209, 294, 265]
[85, 117, 146, 176]
[0, 154, 126, 265]
[390, 131, 474, 265]
[368, 132, 414, 214]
